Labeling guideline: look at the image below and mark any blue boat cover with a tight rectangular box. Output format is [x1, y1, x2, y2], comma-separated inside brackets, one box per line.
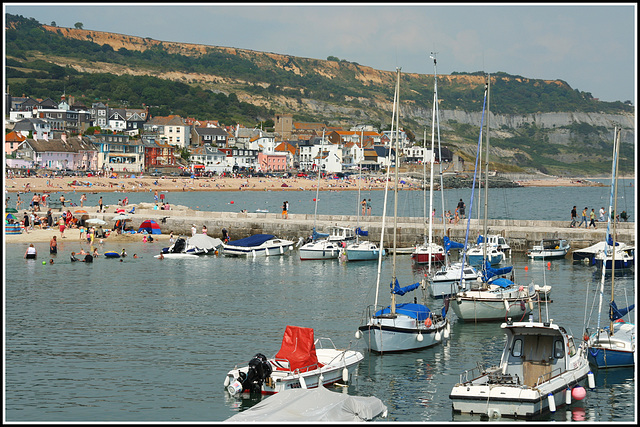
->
[227, 234, 275, 247]
[489, 277, 514, 288]
[610, 300, 635, 321]
[606, 235, 621, 247]
[356, 227, 368, 236]
[482, 260, 513, 281]
[390, 278, 420, 296]
[444, 236, 464, 252]
[312, 228, 329, 240]
[375, 303, 431, 321]
[476, 235, 484, 245]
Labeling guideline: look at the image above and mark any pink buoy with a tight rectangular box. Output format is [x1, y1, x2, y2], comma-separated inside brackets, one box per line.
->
[230, 201, 234, 204]
[571, 386, 586, 401]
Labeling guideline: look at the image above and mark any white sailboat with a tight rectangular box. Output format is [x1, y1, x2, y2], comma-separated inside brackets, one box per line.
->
[451, 74, 539, 322]
[587, 127, 636, 368]
[299, 130, 342, 261]
[356, 66, 449, 353]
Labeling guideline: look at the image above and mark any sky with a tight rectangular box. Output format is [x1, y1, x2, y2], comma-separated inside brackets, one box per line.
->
[4, 2, 637, 103]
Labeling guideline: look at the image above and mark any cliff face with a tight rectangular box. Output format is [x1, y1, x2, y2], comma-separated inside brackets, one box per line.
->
[38, 25, 634, 174]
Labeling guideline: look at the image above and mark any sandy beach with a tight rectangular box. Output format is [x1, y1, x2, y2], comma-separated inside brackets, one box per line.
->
[4, 174, 607, 195]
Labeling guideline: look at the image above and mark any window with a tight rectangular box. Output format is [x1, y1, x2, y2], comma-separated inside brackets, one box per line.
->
[553, 340, 564, 359]
[511, 338, 523, 357]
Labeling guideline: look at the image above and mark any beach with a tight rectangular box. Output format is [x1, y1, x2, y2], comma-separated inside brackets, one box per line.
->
[4, 174, 606, 195]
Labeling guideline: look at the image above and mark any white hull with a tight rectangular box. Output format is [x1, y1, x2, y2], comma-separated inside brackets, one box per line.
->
[223, 239, 294, 257]
[154, 253, 199, 259]
[346, 241, 385, 261]
[428, 262, 481, 299]
[528, 239, 570, 259]
[225, 347, 363, 394]
[451, 285, 536, 322]
[450, 320, 590, 418]
[358, 313, 449, 353]
[299, 240, 341, 260]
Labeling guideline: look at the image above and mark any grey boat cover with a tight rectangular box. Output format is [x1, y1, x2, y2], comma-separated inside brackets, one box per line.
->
[225, 385, 387, 422]
[186, 234, 223, 251]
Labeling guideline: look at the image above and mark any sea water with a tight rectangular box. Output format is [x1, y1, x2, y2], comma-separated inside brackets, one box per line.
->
[4, 240, 636, 421]
[23, 178, 635, 222]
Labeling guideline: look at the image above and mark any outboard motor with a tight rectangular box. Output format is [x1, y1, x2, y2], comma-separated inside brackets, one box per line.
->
[171, 238, 186, 253]
[241, 353, 273, 394]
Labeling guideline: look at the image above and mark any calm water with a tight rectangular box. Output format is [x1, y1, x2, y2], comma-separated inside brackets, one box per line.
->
[19, 178, 636, 221]
[4, 238, 636, 421]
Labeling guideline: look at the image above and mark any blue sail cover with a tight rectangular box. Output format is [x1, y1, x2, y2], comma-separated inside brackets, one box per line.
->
[482, 260, 513, 281]
[444, 236, 464, 252]
[610, 300, 635, 321]
[227, 234, 275, 247]
[489, 277, 514, 288]
[356, 227, 368, 236]
[390, 278, 420, 296]
[375, 303, 430, 321]
[312, 228, 329, 240]
[476, 235, 484, 245]
[606, 235, 621, 247]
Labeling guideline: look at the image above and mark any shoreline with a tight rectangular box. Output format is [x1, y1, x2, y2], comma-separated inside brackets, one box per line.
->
[4, 174, 621, 195]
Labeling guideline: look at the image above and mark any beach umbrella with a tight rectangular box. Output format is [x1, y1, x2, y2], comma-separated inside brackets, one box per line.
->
[138, 219, 162, 235]
[5, 208, 18, 213]
[74, 209, 88, 214]
[112, 213, 130, 221]
[5, 213, 17, 221]
[116, 208, 126, 213]
[86, 218, 107, 226]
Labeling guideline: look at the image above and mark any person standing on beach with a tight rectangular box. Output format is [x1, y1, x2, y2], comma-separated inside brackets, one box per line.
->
[202, 225, 208, 235]
[589, 209, 597, 229]
[578, 207, 588, 228]
[98, 196, 103, 213]
[80, 194, 86, 207]
[191, 224, 197, 236]
[570, 206, 577, 227]
[361, 198, 367, 216]
[59, 216, 66, 238]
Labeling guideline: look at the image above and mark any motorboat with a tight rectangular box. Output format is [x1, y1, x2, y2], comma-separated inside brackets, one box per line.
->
[527, 239, 570, 259]
[224, 325, 363, 395]
[411, 242, 446, 264]
[299, 239, 342, 260]
[428, 261, 481, 299]
[153, 252, 199, 259]
[186, 234, 223, 254]
[222, 234, 294, 257]
[466, 234, 511, 266]
[572, 240, 632, 263]
[345, 239, 385, 261]
[593, 245, 634, 271]
[327, 225, 356, 242]
[225, 384, 387, 422]
[587, 318, 636, 368]
[450, 317, 591, 419]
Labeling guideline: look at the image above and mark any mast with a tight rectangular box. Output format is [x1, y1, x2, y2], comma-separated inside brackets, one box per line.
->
[356, 129, 363, 243]
[391, 67, 401, 315]
[312, 129, 325, 236]
[374, 69, 399, 309]
[482, 74, 490, 266]
[427, 90, 436, 274]
[595, 126, 619, 337]
[433, 53, 447, 266]
[609, 127, 621, 334]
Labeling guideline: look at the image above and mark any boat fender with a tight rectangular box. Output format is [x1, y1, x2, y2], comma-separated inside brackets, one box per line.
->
[444, 322, 450, 339]
[503, 299, 510, 311]
[587, 371, 595, 389]
[487, 408, 501, 419]
[572, 386, 586, 401]
[355, 330, 363, 339]
[548, 393, 556, 412]
[417, 333, 424, 342]
[520, 300, 526, 311]
[224, 376, 230, 387]
[299, 375, 307, 389]
[342, 367, 349, 383]
[528, 299, 534, 310]
[435, 330, 442, 342]
[565, 388, 572, 405]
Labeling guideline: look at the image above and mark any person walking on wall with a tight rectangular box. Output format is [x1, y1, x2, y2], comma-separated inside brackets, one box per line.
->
[589, 208, 597, 229]
[578, 207, 588, 228]
[570, 206, 577, 228]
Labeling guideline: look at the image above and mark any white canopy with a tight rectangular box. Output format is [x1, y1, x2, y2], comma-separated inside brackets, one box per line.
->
[225, 385, 387, 422]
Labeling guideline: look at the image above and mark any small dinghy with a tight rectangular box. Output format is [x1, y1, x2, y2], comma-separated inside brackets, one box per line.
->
[224, 325, 363, 396]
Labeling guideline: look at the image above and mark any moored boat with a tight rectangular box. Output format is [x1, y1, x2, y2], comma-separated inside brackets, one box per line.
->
[222, 234, 294, 257]
[450, 318, 591, 419]
[224, 325, 363, 395]
[527, 238, 570, 259]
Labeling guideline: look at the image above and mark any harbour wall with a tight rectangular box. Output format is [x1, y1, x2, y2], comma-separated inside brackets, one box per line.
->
[81, 204, 635, 253]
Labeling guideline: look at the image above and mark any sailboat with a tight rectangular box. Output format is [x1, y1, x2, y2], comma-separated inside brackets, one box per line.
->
[346, 130, 385, 261]
[411, 79, 445, 265]
[424, 54, 480, 299]
[450, 74, 539, 322]
[299, 130, 342, 261]
[356, 67, 449, 353]
[586, 127, 636, 368]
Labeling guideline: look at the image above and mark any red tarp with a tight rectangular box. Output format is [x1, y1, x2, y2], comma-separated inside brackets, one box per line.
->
[274, 326, 320, 372]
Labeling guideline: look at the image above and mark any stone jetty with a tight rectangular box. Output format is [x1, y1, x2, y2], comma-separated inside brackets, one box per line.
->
[74, 203, 634, 253]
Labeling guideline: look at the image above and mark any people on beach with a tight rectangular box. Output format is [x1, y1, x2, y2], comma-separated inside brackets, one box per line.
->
[570, 206, 577, 227]
[361, 198, 367, 216]
[457, 199, 466, 219]
[50, 236, 58, 254]
[578, 207, 588, 228]
[80, 193, 86, 207]
[222, 227, 229, 243]
[59, 217, 66, 237]
[589, 209, 597, 229]
[99, 196, 103, 213]
[282, 201, 288, 219]
[367, 199, 372, 216]
[191, 224, 197, 236]
[599, 207, 605, 222]
[202, 225, 208, 235]
[24, 243, 37, 259]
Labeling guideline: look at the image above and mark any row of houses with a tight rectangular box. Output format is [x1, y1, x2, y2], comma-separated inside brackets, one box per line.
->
[6, 94, 454, 174]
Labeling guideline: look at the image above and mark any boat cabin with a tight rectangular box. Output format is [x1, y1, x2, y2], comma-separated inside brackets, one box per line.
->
[497, 321, 576, 387]
[327, 226, 356, 242]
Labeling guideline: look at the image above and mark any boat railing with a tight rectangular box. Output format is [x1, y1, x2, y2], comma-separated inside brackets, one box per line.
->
[272, 356, 321, 374]
[314, 337, 337, 350]
[459, 362, 499, 383]
[534, 366, 565, 387]
[364, 304, 387, 319]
